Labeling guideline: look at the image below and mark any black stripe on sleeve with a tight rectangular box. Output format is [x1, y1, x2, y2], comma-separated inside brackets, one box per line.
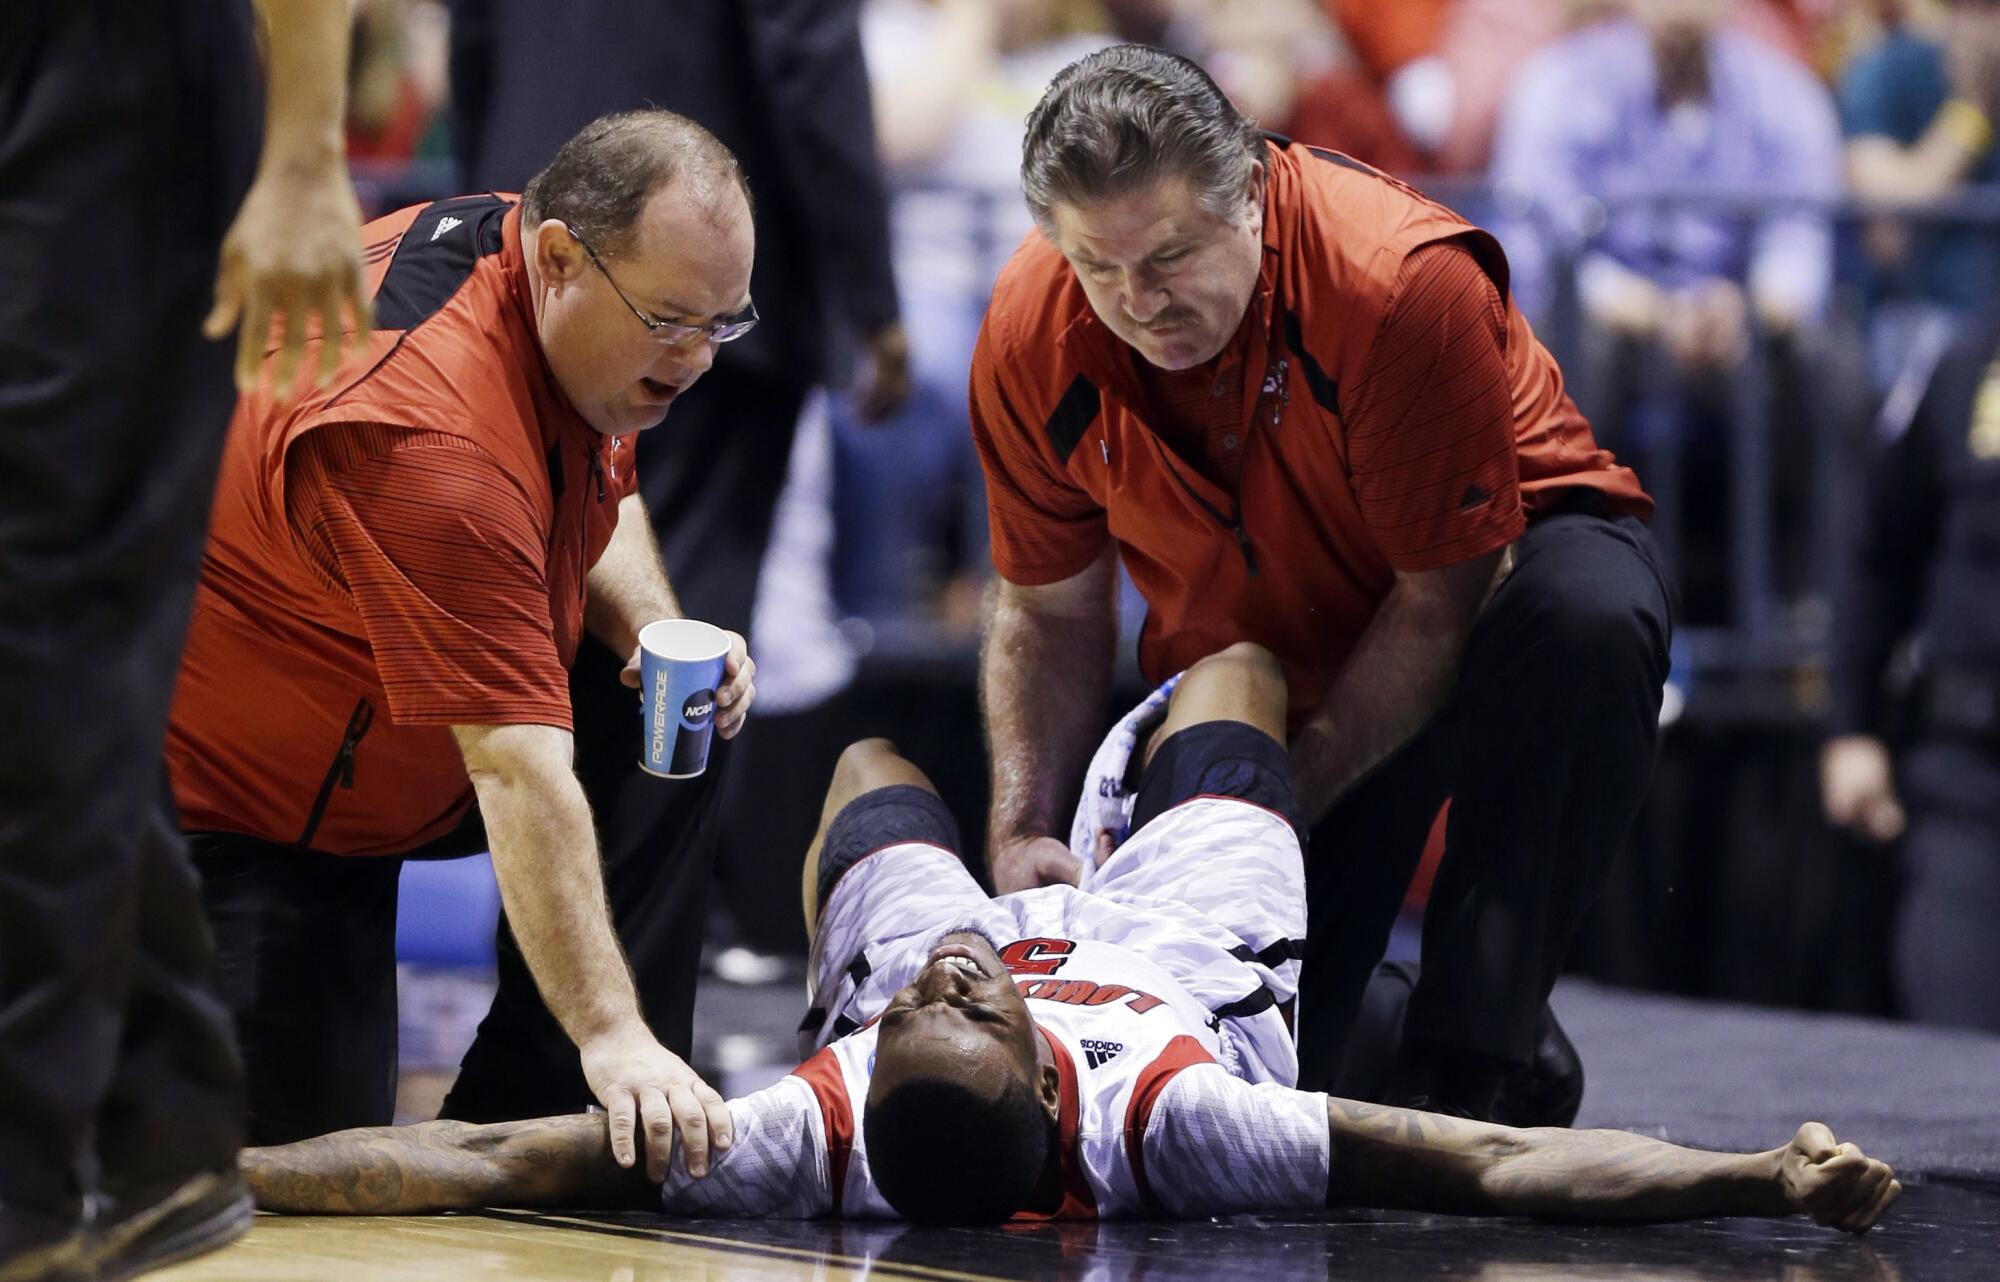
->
[1281, 310, 1339, 416]
[1042, 375, 1102, 466]
[1227, 938, 1306, 968]
[1211, 987, 1278, 1022]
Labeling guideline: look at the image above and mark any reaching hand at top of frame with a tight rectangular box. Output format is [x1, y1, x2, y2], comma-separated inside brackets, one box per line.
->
[205, 155, 372, 392]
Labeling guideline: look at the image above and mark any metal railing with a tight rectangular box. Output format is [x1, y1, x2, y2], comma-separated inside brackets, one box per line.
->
[1507, 186, 2000, 724]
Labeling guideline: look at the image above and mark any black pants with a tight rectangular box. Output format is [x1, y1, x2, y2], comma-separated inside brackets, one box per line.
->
[446, 364, 807, 1122]
[1296, 508, 1675, 1090]
[0, 0, 258, 1216]
[187, 735, 730, 1143]
[185, 840, 402, 1145]
[1895, 736, 2000, 1032]
[437, 744, 731, 1123]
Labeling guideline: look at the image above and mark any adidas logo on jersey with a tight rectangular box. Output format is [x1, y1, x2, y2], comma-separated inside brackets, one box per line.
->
[431, 216, 463, 242]
[1082, 1038, 1125, 1069]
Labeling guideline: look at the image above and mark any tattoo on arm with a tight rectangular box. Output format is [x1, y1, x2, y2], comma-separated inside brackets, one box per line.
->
[1324, 1098, 1504, 1214]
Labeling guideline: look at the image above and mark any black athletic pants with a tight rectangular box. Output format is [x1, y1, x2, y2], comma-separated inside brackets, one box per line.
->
[1296, 504, 1675, 1090]
[0, 0, 257, 1220]
[1894, 736, 2000, 1032]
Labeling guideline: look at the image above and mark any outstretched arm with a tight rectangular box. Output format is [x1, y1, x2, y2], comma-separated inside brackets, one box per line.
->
[241, 1115, 658, 1215]
[1326, 1100, 1900, 1233]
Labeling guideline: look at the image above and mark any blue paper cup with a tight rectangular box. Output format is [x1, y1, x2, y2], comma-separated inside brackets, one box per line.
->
[638, 619, 730, 778]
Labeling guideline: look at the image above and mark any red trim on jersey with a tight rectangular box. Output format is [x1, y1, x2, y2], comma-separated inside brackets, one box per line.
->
[1012, 1025, 1096, 1221]
[1123, 1036, 1217, 1216]
[790, 1048, 855, 1217]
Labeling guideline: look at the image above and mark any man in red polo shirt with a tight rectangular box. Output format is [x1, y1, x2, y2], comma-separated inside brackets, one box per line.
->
[165, 111, 757, 1182]
[971, 47, 1674, 1117]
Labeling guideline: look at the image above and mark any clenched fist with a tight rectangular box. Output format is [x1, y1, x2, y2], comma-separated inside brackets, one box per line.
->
[1775, 1122, 1901, 1233]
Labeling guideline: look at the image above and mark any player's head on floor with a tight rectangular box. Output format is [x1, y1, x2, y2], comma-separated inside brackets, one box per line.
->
[863, 927, 1061, 1223]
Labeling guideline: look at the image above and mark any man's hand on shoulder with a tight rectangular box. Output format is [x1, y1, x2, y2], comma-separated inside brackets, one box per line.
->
[1774, 1122, 1900, 1233]
[989, 834, 1083, 894]
[579, 1024, 733, 1184]
[620, 628, 757, 739]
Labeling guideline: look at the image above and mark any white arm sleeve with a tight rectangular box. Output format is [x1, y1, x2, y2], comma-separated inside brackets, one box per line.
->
[1141, 1066, 1330, 1217]
[659, 1077, 833, 1219]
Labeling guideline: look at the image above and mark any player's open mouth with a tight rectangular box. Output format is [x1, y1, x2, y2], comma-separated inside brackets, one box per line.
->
[923, 943, 988, 980]
[639, 377, 680, 403]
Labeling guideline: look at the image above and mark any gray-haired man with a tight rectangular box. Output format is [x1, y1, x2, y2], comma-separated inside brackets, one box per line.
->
[967, 45, 1674, 1116]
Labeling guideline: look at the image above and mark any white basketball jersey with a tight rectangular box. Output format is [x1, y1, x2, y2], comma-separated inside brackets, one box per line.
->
[662, 822, 1328, 1221]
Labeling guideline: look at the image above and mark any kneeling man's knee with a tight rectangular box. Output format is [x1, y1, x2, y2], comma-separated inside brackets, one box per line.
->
[1527, 586, 1667, 701]
[1170, 642, 1288, 740]
[1190, 641, 1283, 690]
[833, 737, 901, 787]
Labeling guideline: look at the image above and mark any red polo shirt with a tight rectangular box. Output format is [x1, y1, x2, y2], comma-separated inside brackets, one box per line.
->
[166, 196, 635, 855]
[970, 138, 1649, 721]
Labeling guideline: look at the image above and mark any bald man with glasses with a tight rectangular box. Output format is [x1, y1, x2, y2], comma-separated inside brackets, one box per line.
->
[162, 111, 760, 1183]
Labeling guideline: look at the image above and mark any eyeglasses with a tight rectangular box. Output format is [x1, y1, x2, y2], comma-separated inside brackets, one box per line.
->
[570, 229, 759, 348]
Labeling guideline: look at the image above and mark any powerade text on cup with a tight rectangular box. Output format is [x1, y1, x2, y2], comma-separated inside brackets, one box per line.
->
[637, 619, 729, 778]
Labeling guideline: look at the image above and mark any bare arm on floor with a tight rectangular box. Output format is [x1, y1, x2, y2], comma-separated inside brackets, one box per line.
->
[241, 1115, 658, 1215]
[1326, 1100, 1900, 1233]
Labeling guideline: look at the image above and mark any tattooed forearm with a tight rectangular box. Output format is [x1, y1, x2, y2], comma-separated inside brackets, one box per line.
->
[1324, 1098, 1506, 1213]
[242, 1125, 452, 1213]
[1323, 1097, 1790, 1223]
[242, 1114, 657, 1214]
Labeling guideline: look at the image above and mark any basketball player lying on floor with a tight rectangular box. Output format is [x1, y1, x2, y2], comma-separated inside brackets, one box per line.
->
[241, 643, 1899, 1231]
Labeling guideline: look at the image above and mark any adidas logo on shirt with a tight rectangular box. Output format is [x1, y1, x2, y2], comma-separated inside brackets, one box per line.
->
[431, 216, 463, 242]
[1082, 1038, 1125, 1070]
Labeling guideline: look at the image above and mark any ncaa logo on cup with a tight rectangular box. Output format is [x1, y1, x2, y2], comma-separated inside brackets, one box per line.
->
[681, 688, 716, 729]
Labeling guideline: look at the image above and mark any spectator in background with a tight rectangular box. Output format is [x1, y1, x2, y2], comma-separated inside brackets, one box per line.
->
[1322, 0, 1568, 174]
[836, 0, 1112, 630]
[1099, 0, 1204, 50]
[1321, 0, 1814, 177]
[1316, 0, 1832, 181]
[346, 0, 450, 164]
[448, 0, 905, 1110]
[1822, 315, 2000, 1034]
[1197, 0, 1429, 177]
[1840, 0, 2000, 391]
[1490, 0, 1842, 622]
[1492, 0, 1842, 335]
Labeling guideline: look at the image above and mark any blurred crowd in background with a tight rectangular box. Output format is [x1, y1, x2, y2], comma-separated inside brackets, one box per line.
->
[345, 0, 1985, 638]
[351, 0, 2000, 1035]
